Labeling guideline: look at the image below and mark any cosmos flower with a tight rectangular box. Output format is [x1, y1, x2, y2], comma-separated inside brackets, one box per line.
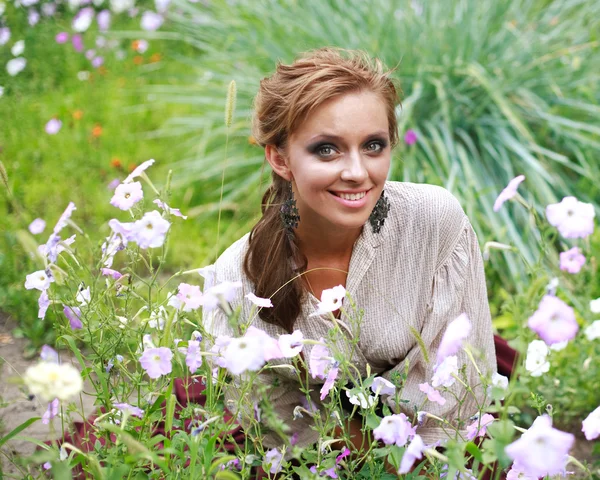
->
[45, 118, 62, 135]
[140, 10, 164, 31]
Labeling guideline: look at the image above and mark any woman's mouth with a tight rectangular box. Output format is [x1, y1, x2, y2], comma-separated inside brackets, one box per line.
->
[328, 189, 371, 208]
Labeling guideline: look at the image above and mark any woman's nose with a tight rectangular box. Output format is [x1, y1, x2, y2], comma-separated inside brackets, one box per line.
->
[340, 152, 368, 183]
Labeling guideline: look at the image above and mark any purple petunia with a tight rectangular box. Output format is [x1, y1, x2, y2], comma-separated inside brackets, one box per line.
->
[466, 413, 495, 440]
[42, 398, 59, 425]
[309, 341, 331, 379]
[110, 181, 143, 210]
[373, 413, 416, 447]
[38, 290, 50, 320]
[63, 305, 83, 329]
[399, 434, 426, 474]
[29, 218, 46, 234]
[559, 247, 586, 274]
[527, 294, 578, 345]
[45, 119, 62, 135]
[131, 211, 170, 249]
[55, 32, 70, 44]
[320, 365, 339, 400]
[185, 340, 202, 373]
[139, 347, 173, 379]
[114, 402, 144, 418]
[419, 382, 446, 406]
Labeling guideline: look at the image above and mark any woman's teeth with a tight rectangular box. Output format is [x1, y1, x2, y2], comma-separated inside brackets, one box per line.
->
[336, 191, 366, 201]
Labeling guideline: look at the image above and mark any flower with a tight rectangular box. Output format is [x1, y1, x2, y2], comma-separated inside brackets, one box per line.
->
[373, 413, 416, 447]
[97, 9, 111, 30]
[278, 330, 304, 357]
[590, 297, 600, 313]
[72, 7, 95, 32]
[38, 290, 50, 320]
[399, 434, 425, 474]
[132, 39, 149, 53]
[582, 406, 600, 440]
[493, 175, 525, 212]
[114, 402, 144, 418]
[525, 340, 550, 377]
[487, 372, 509, 400]
[53, 202, 77, 235]
[336, 447, 350, 465]
[110, 181, 144, 210]
[25, 270, 52, 291]
[315, 285, 346, 315]
[28, 9, 40, 26]
[76, 286, 91, 305]
[139, 347, 173, 379]
[185, 340, 203, 373]
[173, 283, 203, 311]
[404, 129, 418, 146]
[309, 342, 331, 379]
[244, 326, 283, 360]
[245, 292, 273, 308]
[64, 306, 83, 329]
[527, 295, 578, 345]
[222, 336, 265, 375]
[546, 196, 595, 239]
[42, 398, 59, 424]
[56, 32, 70, 44]
[7, 57, 27, 76]
[24, 362, 83, 402]
[584, 320, 600, 341]
[466, 414, 495, 440]
[559, 247, 586, 274]
[11, 40, 25, 56]
[371, 377, 395, 396]
[110, 0, 134, 13]
[437, 313, 472, 364]
[0, 27, 10, 46]
[346, 390, 376, 409]
[506, 461, 539, 480]
[131, 211, 170, 249]
[72, 34, 84, 52]
[28, 218, 46, 234]
[101, 268, 123, 280]
[153, 199, 187, 219]
[141, 11, 164, 30]
[264, 448, 283, 474]
[201, 281, 243, 312]
[124, 159, 155, 183]
[419, 383, 446, 405]
[92, 56, 104, 68]
[431, 355, 458, 388]
[505, 415, 574, 478]
[320, 365, 339, 400]
[45, 118, 62, 135]
[40, 345, 59, 363]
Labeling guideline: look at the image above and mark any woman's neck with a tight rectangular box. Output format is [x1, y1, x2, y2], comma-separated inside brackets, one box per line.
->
[294, 223, 362, 262]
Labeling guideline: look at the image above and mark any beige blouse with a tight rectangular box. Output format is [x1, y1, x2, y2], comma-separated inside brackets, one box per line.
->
[202, 181, 497, 448]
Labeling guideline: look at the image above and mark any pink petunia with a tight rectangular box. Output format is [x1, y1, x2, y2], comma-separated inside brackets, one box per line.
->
[110, 181, 143, 210]
[139, 347, 173, 379]
[559, 247, 586, 274]
[373, 413, 416, 447]
[123, 159, 155, 183]
[466, 413, 495, 440]
[175, 283, 203, 311]
[527, 294, 578, 345]
[419, 382, 446, 406]
[399, 434, 426, 474]
[436, 313, 472, 364]
[546, 196, 595, 239]
[493, 175, 525, 212]
[72, 34, 84, 52]
[185, 340, 203, 373]
[320, 365, 339, 400]
[55, 32, 70, 44]
[309, 341, 331, 379]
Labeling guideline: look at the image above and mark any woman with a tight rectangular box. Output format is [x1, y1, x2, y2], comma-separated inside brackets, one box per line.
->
[202, 47, 501, 453]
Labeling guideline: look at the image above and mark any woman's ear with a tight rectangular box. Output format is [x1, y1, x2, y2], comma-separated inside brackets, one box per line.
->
[265, 145, 292, 181]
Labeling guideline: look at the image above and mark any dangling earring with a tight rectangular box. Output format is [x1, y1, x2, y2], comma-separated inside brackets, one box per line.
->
[369, 190, 390, 234]
[280, 182, 300, 234]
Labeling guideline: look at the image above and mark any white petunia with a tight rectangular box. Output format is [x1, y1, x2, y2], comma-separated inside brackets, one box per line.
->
[25, 270, 53, 291]
[525, 340, 550, 377]
[24, 362, 83, 402]
[11, 40, 25, 56]
[7, 57, 27, 76]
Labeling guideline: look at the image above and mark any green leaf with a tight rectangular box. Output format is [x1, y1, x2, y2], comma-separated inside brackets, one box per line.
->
[0, 417, 40, 449]
[465, 442, 484, 463]
[365, 412, 381, 430]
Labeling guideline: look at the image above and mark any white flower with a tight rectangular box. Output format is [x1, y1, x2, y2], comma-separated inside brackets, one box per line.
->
[7, 57, 26, 76]
[222, 336, 265, 375]
[315, 284, 346, 315]
[11, 40, 25, 56]
[487, 372, 509, 400]
[584, 320, 600, 341]
[24, 362, 83, 402]
[245, 292, 273, 308]
[110, 181, 144, 210]
[525, 340, 550, 377]
[28, 218, 46, 234]
[431, 355, 458, 388]
[148, 306, 168, 330]
[278, 330, 304, 357]
[77, 71, 90, 81]
[590, 298, 600, 314]
[371, 377, 395, 396]
[549, 340, 568, 351]
[0, 86, 4, 97]
[25, 270, 52, 291]
[582, 406, 600, 440]
[109, 0, 134, 13]
[72, 7, 95, 32]
[116, 316, 128, 329]
[123, 159, 154, 183]
[131, 210, 170, 249]
[346, 390, 376, 409]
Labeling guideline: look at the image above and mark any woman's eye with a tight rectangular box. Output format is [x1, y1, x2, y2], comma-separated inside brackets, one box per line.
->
[317, 145, 336, 157]
[365, 141, 384, 153]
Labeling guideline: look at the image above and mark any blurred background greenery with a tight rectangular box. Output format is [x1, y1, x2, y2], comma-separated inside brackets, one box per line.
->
[1, 0, 599, 354]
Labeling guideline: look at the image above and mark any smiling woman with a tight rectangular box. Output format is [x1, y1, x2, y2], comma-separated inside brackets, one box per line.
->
[203, 47, 500, 468]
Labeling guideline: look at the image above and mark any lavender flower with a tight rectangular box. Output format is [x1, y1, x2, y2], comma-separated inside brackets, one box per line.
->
[141, 11, 164, 31]
[222, 336, 265, 375]
[559, 247, 586, 274]
[153, 199, 187, 219]
[493, 175, 525, 212]
[466, 413, 495, 440]
[244, 326, 283, 361]
[371, 377, 395, 396]
[278, 330, 304, 357]
[25, 270, 52, 291]
[436, 313, 472, 364]
[55, 32, 70, 44]
[131, 211, 170, 249]
[72, 34, 84, 52]
[309, 342, 331, 379]
[110, 181, 143, 210]
[373, 413, 416, 447]
[139, 347, 173, 379]
[264, 448, 283, 475]
[175, 283, 203, 311]
[63, 306, 83, 329]
[97, 9, 111, 31]
[419, 382, 446, 406]
[582, 406, 600, 440]
[431, 355, 458, 388]
[314, 285, 345, 315]
[185, 340, 202, 373]
[320, 366, 339, 400]
[245, 292, 273, 308]
[527, 295, 578, 345]
[546, 196, 595, 239]
[28, 218, 46, 234]
[38, 290, 50, 320]
[201, 281, 243, 312]
[41, 398, 59, 424]
[72, 7, 95, 32]
[114, 402, 144, 418]
[399, 434, 426, 474]
[101, 268, 123, 280]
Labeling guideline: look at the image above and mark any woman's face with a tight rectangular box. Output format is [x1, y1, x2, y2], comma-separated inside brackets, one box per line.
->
[285, 90, 392, 234]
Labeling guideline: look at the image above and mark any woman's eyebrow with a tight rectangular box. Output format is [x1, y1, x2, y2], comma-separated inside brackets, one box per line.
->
[307, 131, 388, 143]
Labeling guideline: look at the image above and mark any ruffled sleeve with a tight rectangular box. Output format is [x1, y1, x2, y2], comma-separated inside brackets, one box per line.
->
[382, 217, 497, 445]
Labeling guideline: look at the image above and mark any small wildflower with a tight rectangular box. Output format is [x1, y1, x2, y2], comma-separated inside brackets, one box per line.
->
[114, 402, 144, 418]
[153, 199, 187, 219]
[41, 398, 60, 424]
[404, 129, 418, 145]
[45, 118, 62, 135]
[559, 247, 586, 274]
[25, 270, 52, 291]
[110, 181, 143, 210]
[28, 218, 46, 235]
[63, 306, 83, 329]
[493, 175, 525, 212]
[141, 11, 164, 31]
[371, 377, 395, 396]
[525, 340, 550, 377]
[582, 406, 600, 440]
[278, 330, 304, 357]
[466, 413, 495, 440]
[527, 295, 578, 345]
[314, 285, 346, 315]
[264, 448, 283, 475]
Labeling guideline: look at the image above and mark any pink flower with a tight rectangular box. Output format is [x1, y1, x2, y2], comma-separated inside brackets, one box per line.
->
[45, 118, 62, 135]
[131, 211, 170, 249]
[141, 11, 164, 31]
[419, 383, 446, 406]
[527, 295, 578, 345]
[42, 398, 59, 424]
[40, 345, 59, 363]
[114, 402, 144, 417]
[55, 32, 70, 44]
[185, 340, 203, 373]
[336, 447, 350, 465]
[123, 159, 155, 183]
[436, 313, 472, 364]
[91, 56, 104, 68]
[110, 181, 143, 210]
[101, 268, 123, 280]
[139, 347, 173, 379]
[278, 330, 304, 357]
[85, 49, 96, 60]
[309, 341, 331, 379]
[371, 377, 395, 396]
[38, 290, 50, 320]
[153, 199, 187, 219]
[29, 218, 46, 234]
[222, 336, 265, 375]
[320, 365, 339, 400]
[97, 10, 111, 31]
[505, 415, 574, 478]
[559, 247, 586, 274]
[404, 129, 418, 146]
[431, 355, 458, 388]
[466, 413, 495, 440]
[0, 27, 10, 46]
[175, 283, 203, 311]
[506, 461, 539, 480]
[107, 178, 120, 190]
[72, 34, 84, 52]
[28, 9, 40, 26]
[582, 406, 600, 440]
[493, 175, 525, 212]
[546, 196, 595, 239]
[244, 326, 283, 361]
[245, 292, 273, 308]
[63, 305, 83, 329]
[373, 413, 416, 447]
[201, 281, 242, 312]
[399, 434, 426, 474]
